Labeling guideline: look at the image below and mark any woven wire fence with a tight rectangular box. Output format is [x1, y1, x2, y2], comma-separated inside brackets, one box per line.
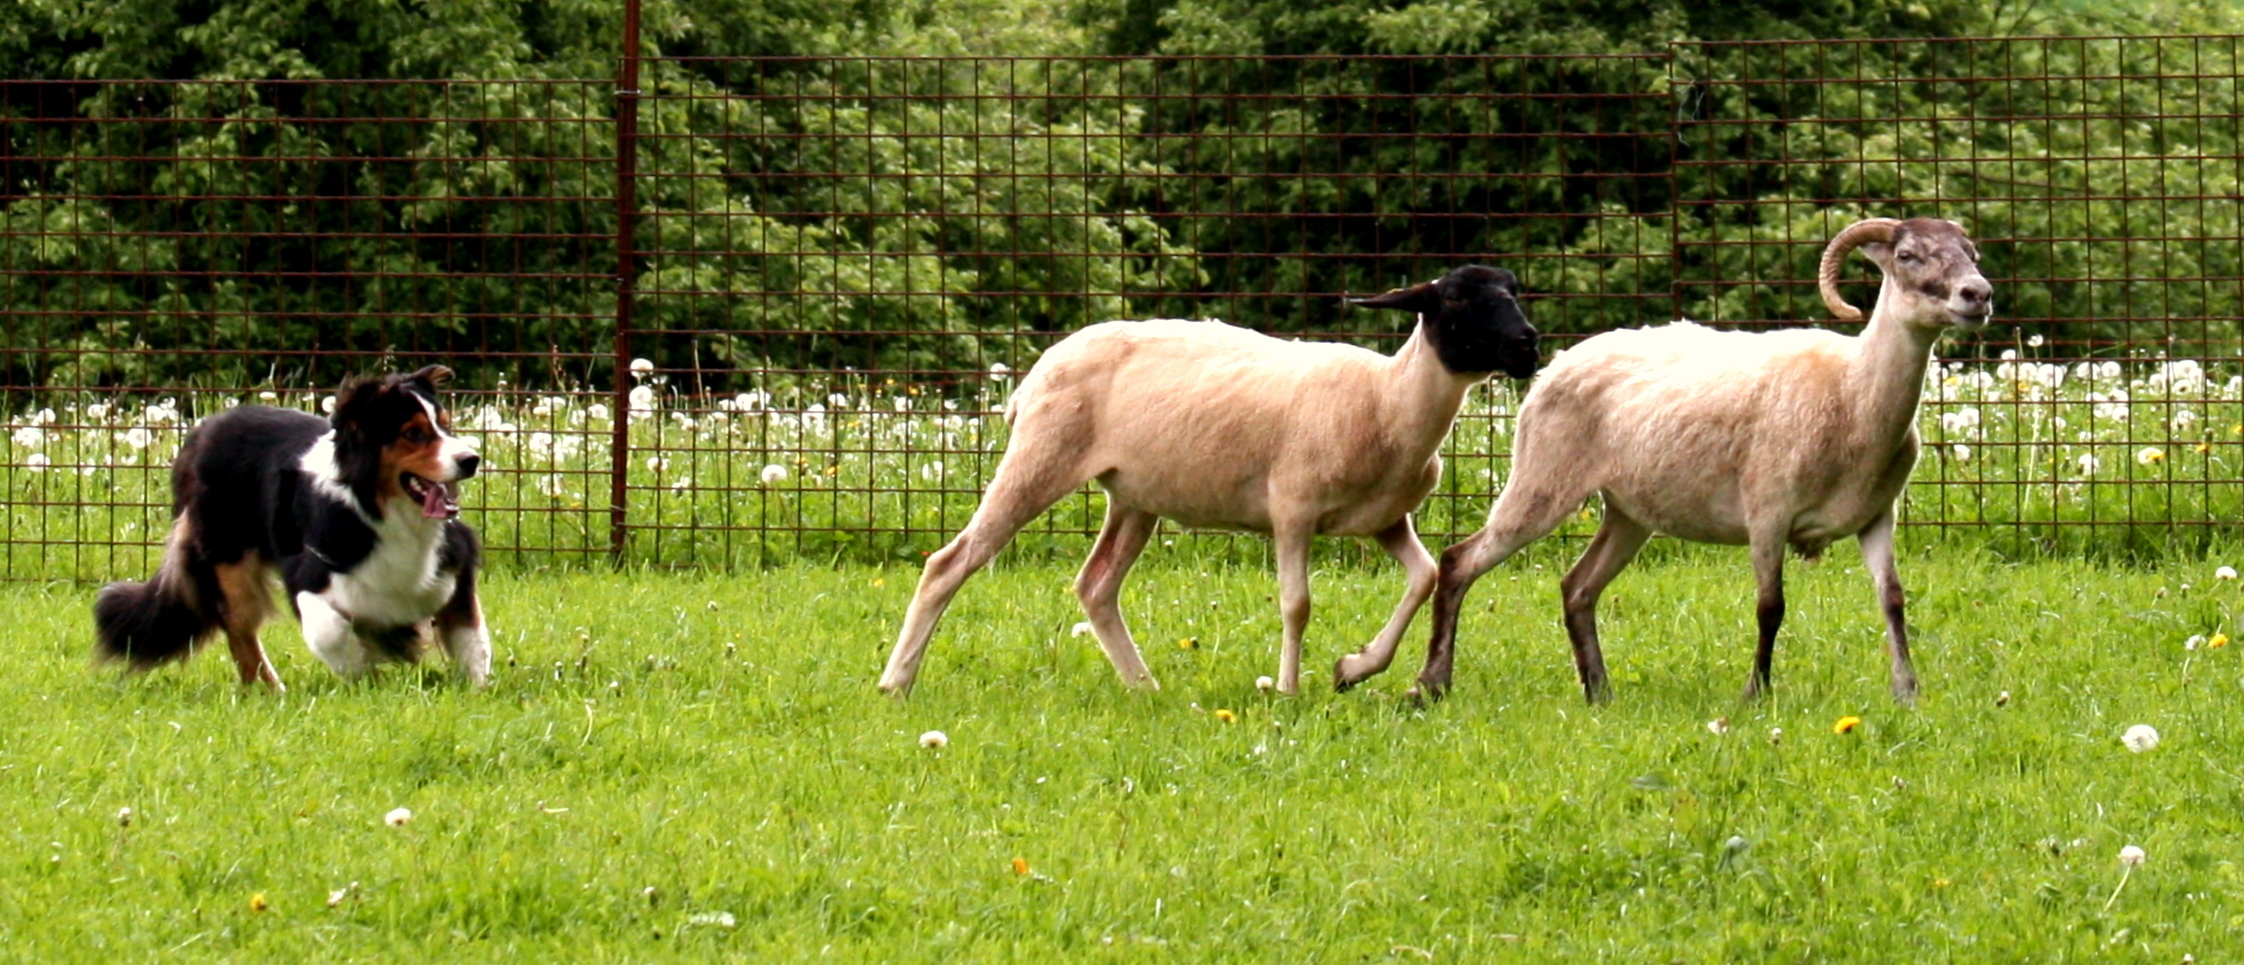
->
[3, 39, 2242, 580]
[623, 54, 1671, 567]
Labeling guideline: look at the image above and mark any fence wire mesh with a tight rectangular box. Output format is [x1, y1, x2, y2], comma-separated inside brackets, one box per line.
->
[3, 39, 2241, 579]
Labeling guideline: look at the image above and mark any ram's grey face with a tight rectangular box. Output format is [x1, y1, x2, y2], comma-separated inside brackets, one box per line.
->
[1866, 219, 1994, 331]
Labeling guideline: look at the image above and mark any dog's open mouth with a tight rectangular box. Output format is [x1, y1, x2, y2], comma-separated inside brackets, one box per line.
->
[401, 473, 461, 519]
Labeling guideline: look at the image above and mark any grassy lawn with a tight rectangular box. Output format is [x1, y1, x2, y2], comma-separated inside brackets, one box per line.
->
[2, 546, 2240, 961]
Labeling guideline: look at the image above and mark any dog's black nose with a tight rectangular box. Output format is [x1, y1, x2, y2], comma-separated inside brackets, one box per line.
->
[455, 453, 481, 479]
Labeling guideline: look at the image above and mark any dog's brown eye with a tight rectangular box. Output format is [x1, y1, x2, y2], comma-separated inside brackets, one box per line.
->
[403, 426, 431, 445]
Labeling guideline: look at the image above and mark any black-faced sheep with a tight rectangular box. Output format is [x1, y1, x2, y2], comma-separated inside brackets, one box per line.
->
[879, 266, 1539, 696]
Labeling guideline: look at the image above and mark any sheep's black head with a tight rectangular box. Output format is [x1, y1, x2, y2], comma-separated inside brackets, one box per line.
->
[1820, 217, 1993, 332]
[1350, 265, 1539, 379]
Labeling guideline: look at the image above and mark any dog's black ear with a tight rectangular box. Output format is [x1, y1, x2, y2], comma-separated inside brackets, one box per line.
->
[330, 375, 389, 434]
[1348, 280, 1440, 316]
[405, 365, 455, 391]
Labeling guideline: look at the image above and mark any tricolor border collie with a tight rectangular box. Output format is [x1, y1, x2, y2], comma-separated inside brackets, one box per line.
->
[94, 366, 490, 689]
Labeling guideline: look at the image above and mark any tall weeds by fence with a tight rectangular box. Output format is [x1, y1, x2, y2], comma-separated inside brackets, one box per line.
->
[4, 36, 2242, 578]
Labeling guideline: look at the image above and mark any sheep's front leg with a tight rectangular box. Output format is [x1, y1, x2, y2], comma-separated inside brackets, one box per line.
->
[1558, 511, 1651, 704]
[1333, 516, 1437, 691]
[1075, 504, 1161, 690]
[1273, 524, 1315, 696]
[1741, 537, 1786, 702]
[1857, 509, 1918, 704]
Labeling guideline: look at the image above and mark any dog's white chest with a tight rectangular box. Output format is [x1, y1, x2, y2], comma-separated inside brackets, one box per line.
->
[322, 509, 455, 628]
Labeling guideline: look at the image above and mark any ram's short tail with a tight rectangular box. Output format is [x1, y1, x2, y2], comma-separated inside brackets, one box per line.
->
[93, 523, 215, 669]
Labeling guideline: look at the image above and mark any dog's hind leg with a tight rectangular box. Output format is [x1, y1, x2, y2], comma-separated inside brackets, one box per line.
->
[214, 556, 283, 690]
[296, 591, 370, 681]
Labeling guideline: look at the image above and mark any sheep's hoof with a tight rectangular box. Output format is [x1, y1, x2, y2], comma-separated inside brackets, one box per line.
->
[1406, 676, 1450, 705]
[1331, 654, 1374, 692]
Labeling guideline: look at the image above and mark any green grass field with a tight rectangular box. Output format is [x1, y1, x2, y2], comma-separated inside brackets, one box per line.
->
[3, 547, 2241, 961]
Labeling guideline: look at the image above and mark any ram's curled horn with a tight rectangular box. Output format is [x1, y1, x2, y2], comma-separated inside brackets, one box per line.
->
[1817, 218, 1902, 322]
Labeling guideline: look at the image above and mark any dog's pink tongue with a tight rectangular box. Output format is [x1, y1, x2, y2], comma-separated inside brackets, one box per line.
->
[421, 481, 453, 519]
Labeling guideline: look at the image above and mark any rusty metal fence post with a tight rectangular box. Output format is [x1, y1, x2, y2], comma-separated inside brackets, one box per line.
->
[610, 0, 644, 562]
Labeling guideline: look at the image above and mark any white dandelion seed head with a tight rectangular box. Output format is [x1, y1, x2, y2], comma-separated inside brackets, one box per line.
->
[759, 464, 788, 485]
[919, 730, 949, 749]
[627, 385, 657, 414]
[1255, 675, 1277, 694]
[25, 452, 50, 471]
[629, 357, 655, 378]
[2121, 724, 2161, 753]
[1952, 444, 1972, 462]
[2077, 453, 2101, 475]
[988, 361, 1012, 380]
[2027, 333, 2045, 347]
[119, 426, 153, 450]
[1706, 718, 1730, 735]
[85, 402, 109, 419]
[2136, 447, 2166, 466]
[383, 807, 413, 828]
[116, 806, 133, 827]
[2119, 844, 2146, 867]
[646, 456, 669, 474]
[2186, 634, 2206, 650]
[587, 402, 611, 421]
[2215, 566, 2237, 581]
[258, 391, 278, 402]
[1070, 621, 1093, 638]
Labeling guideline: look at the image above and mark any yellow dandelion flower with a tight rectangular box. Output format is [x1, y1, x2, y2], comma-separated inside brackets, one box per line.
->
[1178, 637, 1199, 650]
[1932, 877, 1952, 889]
[2234, 423, 2243, 436]
[2137, 447, 2166, 466]
[1011, 857, 1030, 876]
[871, 577, 886, 588]
[1214, 708, 1237, 723]
[2196, 442, 2211, 453]
[2212, 633, 2230, 649]
[1578, 506, 1595, 522]
[1833, 715, 1864, 734]
[249, 892, 269, 913]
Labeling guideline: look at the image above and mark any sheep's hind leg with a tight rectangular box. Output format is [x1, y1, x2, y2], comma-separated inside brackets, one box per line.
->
[1559, 510, 1651, 704]
[1333, 516, 1437, 692]
[879, 454, 1089, 697]
[1740, 535, 1787, 702]
[1074, 504, 1161, 690]
[1272, 523, 1315, 696]
[1857, 509, 1918, 704]
[1415, 483, 1586, 703]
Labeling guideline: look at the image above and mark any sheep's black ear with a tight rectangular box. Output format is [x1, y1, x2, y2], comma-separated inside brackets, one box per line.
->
[405, 364, 454, 390]
[1349, 281, 1440, 314]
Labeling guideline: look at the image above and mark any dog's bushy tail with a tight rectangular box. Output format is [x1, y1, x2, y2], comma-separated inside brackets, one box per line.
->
[93, 537, 215, 669]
